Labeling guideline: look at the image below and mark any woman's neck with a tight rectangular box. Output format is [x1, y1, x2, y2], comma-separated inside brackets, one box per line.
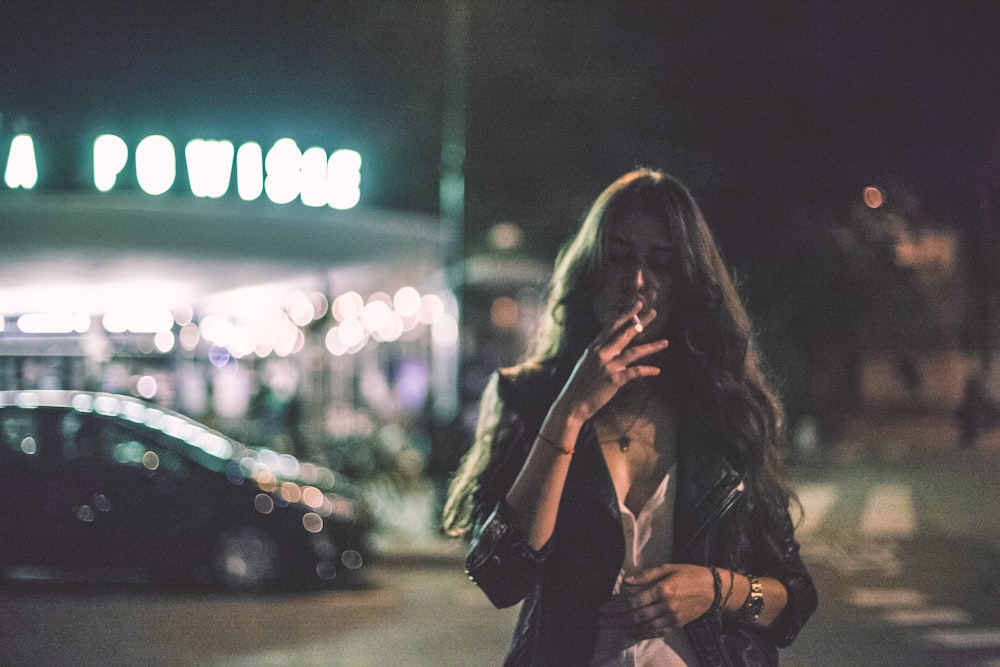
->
[612, 375, 674, 408]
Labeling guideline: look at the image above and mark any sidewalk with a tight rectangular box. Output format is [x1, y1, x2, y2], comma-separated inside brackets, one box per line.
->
[371, 531, 466, 567]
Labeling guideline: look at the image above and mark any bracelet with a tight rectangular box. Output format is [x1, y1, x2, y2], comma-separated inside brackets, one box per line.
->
[537, 432, 574, 455]
[707, 566, 723, 616]
[741, 574, 764, 623]
[722, 568, 736, 608]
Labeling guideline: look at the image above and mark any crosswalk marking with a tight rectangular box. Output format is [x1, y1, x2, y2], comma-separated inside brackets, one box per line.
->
[796, 480, 917, 538]
[884, 607, 972, 626]
[795, 483, 837, 535]
[847, 588, 998, 655]
[926, 628, 1000, 649]
[860, 483, 916, 537]
[801, 536, 900, 576]
[848, 587, 927, 608]
[808, 484, 999, 660]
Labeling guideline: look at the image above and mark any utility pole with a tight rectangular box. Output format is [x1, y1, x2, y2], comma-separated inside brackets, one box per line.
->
[433, 0, 469, 423]
[440, 0, 468, 277]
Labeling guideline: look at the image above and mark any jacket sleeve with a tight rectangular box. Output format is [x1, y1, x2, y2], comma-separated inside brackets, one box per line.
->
[465, 499, 552, 608]
[464, 370, 553, 609]
[754, 505, 818, 648]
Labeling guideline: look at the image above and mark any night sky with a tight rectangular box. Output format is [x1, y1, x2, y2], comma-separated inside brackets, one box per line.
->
[3, 0, 999, 260]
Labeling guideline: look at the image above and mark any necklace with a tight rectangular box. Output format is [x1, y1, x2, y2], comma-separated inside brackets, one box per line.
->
[598, 393, 651, 452]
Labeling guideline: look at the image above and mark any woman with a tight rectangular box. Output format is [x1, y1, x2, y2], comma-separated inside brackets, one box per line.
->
[443, 169, 817, 665]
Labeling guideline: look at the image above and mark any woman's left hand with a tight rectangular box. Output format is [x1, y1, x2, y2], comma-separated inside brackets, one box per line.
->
[599, 563, 716, 638]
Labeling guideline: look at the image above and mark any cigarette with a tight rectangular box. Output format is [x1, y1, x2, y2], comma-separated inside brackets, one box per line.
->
[632, 314, 643, 333]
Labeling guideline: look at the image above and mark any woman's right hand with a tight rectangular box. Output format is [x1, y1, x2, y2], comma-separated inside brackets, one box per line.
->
[552, 301, 670, 424]
[507, 302, 668, 550]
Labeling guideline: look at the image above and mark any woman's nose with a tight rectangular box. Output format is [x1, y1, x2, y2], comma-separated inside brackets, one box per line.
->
[628, 265, 645, 290]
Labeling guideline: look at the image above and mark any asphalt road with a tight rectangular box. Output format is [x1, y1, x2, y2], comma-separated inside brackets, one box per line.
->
[0, 552, 516, 667]
[3, 431, 999, 666]
[782, 444, 1000, 667]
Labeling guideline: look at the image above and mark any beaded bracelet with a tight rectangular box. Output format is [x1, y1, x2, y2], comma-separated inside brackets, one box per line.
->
[537, 432, 574, 455]
[722, 568, 736, 607]
[707, 566, 723, 616]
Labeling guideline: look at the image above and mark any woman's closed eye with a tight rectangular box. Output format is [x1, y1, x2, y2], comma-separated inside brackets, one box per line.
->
[607, 251, 673, 273]
[648, 254, 674, 272]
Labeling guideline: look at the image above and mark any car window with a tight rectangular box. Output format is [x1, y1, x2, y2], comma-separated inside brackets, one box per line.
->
[77, 414, 191, 478]
[0, 407, 42, 466]
[63, 411, 109, 463]
[60, 409, 87, 461]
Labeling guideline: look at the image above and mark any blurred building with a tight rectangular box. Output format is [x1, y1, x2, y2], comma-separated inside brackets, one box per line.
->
[0, 131, 460, 474]
[849, 186, 998, 416]
[783, 183, 1000, 452]
[0, 2, 469, 500]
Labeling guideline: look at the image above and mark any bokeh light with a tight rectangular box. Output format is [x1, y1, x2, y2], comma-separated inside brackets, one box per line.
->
[17, 312, 91, 334]
[491, 296, 519, 330]
[863, 185, 885, 209]
[331, 291, 364, 322]
[136, 374, 158, 399]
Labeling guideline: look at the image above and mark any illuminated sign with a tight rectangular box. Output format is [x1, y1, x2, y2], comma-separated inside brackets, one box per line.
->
[3, 134, 39, 190]
[4, 133, 362, 210]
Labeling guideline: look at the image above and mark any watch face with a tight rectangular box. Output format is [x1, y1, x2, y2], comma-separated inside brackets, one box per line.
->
[745, 576, 764, 620]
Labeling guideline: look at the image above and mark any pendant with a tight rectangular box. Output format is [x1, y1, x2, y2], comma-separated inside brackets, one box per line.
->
[619, 436, 630, 452]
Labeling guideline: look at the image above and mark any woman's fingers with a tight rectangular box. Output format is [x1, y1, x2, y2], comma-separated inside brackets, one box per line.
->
[599, 595, 679, 631]
[584, 307, 668, 390]
[607, 337, 669, 385]
[595, 305, 665, 361]
[613, 303, 655, 350]
[592, 301, 645, 349]
[599, 564, 716, 633]
[618, 338, 669, 366]
[561, 303, 667, 420]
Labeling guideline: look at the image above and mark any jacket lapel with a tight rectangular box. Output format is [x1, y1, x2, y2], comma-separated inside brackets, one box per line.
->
[569, 423, 622, 524]
[673, 441, 744, 559]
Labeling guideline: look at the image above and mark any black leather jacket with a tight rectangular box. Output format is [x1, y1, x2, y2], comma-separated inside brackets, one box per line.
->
[465, 365, 817, 666]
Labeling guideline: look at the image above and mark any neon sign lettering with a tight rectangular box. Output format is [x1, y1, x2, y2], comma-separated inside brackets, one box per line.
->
[4, 133, 361, 210]
[3, 134, 39, 190]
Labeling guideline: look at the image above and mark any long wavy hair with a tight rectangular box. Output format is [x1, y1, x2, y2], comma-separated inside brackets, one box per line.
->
[443, 169, 796, 538]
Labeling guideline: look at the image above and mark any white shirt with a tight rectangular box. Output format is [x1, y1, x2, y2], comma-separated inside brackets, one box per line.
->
[590, 464, 700, 666]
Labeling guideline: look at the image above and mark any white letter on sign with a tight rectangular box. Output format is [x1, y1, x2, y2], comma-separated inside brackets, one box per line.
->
[94, 134, 129, 192]
[236, 142, 263, 201]
[264, 138, 302, 205]
[186, 139, 234, 198]
[136, 135, 176, 196]
[4, 134, 39, 189]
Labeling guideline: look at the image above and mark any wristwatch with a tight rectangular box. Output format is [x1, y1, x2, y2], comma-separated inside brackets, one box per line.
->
[742, 575, 764, 623]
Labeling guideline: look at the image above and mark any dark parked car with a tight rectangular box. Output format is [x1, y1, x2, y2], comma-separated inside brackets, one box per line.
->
[0, 390, 371, 592]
